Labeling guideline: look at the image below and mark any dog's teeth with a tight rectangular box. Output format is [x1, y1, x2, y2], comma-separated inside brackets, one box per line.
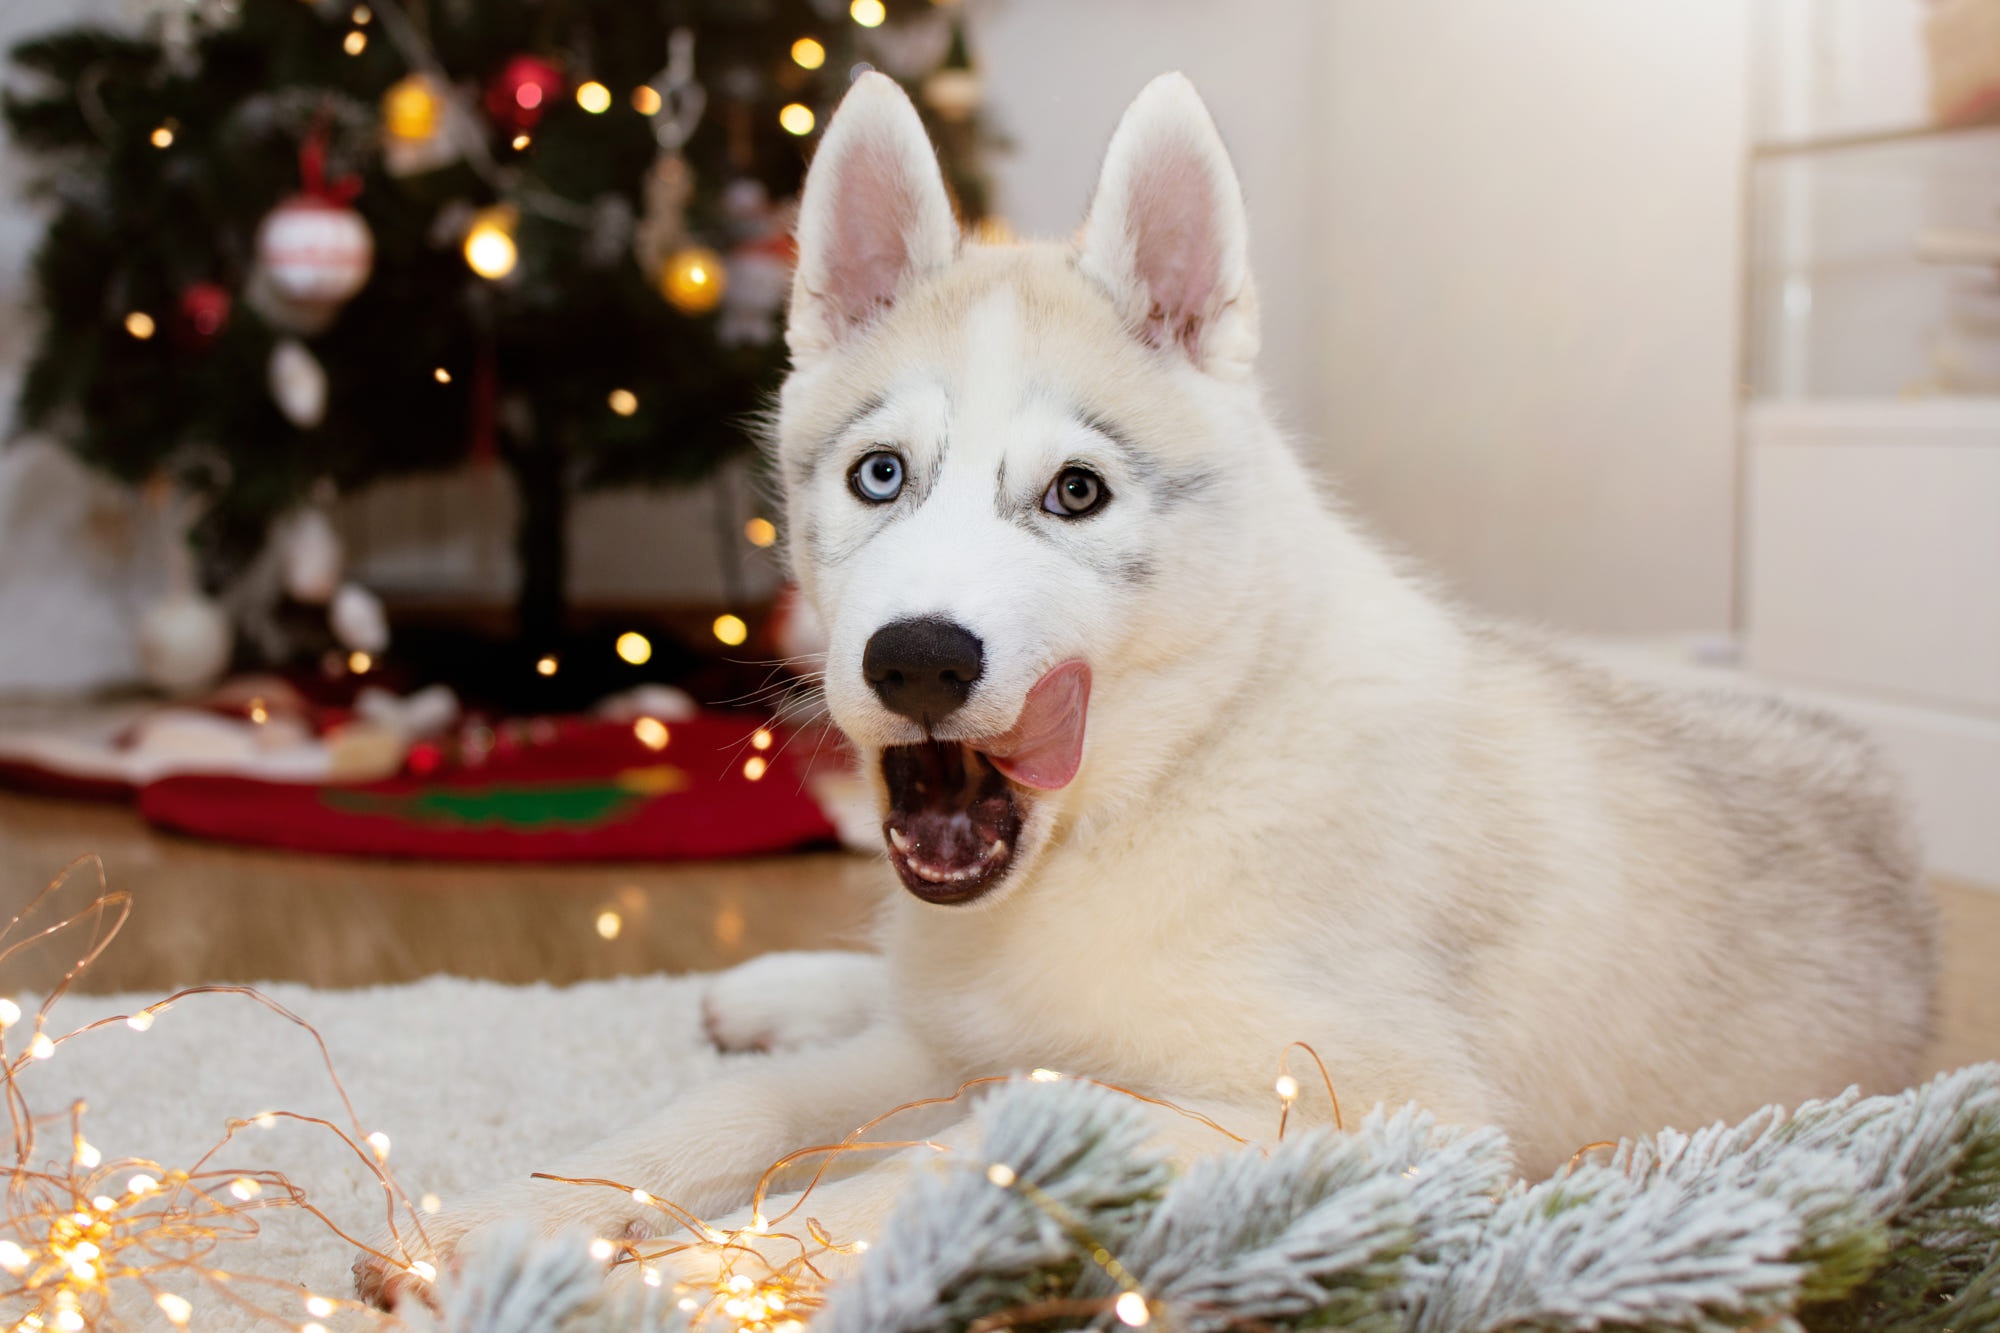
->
[888, 828, 912, 854]
[983, 840, 1008, 864]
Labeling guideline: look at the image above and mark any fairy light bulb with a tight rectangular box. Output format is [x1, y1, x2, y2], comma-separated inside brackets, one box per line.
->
[74, 1141, 101, 1169]
[156, 1294, 192, 1326]
[791, 37, 826, 70]
[126, 1008, 154, 1031]
[576, 81, 612, 114]
[462, 207, 519, 280]
[0, 998, 19, 1027]
[29, 1033, 55, 1060]
[751, 729, 773, 751]
[595, 910, 622, 940]
[1115, 1291, 1151, 1326]
[659, 247, 726, 313]
[126, 1175, 158, 1195]
[348, 650, 373, 674]
[712, 614, 748, 647]
[125, 311, 156, 340]
[408, 1260, 437, 1282]
[1275, 1074, 1300, 1102]
[305, 1296, 335, 1318]
[342, 29, 367, 55]
[632, 85, 662, 115]
[743, 756, 768, 782]
[779, 102, 816, 136]
[228, 1177, 261, 1201]
[986, 1163, 1016, 1187]
[633, 717, 669, 750]
[150, 123, 175, 149]
[851, 0, 887, 27]
[366, 1131, 391, 1161]
[433, 367, 451, 383]
[588, 1238, 615, 1261]
[616, 631, 651, 664]
[608, 388, 639, 416]
[0, 1242, 26, 1273]
[536, 654, 559, 676]
[420, 1193, 442, 1214]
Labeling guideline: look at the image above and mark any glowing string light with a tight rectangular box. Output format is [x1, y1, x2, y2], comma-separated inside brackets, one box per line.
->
[124, 312, 156, 340]
[576, 81, 612, 114]
[851, 0, 887, 27]
[791, 37, 826, 70]
[616, 631, 652, 665]
[366, 1131, 391, 1160]
[779, 103, 816, 136]
[342, 29, 367, 55]
[713, 614, 748, 647]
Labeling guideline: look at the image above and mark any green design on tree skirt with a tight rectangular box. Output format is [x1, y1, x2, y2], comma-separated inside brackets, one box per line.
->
[325, 766, 687, 829]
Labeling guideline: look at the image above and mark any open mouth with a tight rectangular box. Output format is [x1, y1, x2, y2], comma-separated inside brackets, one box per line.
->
[881, 742, 1023, 903]
[877, 659, 1091, 905]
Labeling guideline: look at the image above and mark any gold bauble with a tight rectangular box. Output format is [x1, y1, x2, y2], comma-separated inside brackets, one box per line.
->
[383, 75, 444, 142]
[659, 246, 727, 314]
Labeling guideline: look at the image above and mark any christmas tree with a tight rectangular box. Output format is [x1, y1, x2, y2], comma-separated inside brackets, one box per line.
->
[4, 0, 991, 656]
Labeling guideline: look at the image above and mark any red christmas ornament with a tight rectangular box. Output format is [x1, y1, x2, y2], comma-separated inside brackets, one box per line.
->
[484, 55, 565, 132]
[175, 282, 232, 349]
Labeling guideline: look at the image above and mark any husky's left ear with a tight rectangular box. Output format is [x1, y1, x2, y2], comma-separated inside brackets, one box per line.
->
[1078, 74, 1259, 377]
[787, 72, 958, 363]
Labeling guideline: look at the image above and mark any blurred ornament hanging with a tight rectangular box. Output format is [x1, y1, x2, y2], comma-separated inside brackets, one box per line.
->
[268, 339, 328, 429]
[248, 134, 372, 334]
[923, 22, 983, 121]
[380, 73, 463, 177]
[485, 55, 564, 134]
[718, 180, 794, 347]
[330, 582, 389, 654]
[633, 153, 694, 278]
[173, 281, 231, 350]
[276, 503, 344, 604]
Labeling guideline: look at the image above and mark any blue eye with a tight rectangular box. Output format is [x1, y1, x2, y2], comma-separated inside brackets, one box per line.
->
[851, 451, 905, 503]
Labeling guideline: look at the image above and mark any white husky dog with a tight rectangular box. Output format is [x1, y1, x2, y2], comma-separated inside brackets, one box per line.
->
[364, 71, 1936, 1300]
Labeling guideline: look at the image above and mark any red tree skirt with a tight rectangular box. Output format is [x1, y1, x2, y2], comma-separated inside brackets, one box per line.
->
[137, 716, 841, 862]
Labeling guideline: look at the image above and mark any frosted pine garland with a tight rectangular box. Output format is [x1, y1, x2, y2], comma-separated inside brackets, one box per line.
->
[418, 1064, 2000, 1333]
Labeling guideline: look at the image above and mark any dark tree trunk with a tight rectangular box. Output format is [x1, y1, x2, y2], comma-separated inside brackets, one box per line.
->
[512, 433, 568, 650]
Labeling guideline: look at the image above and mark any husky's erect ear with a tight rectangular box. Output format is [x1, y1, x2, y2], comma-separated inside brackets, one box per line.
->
[787, 73, 958, 363]
[1078, 74, 1259, 377]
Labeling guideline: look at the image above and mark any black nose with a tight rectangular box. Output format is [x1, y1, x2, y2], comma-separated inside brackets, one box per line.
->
[863, 617, 984, 724]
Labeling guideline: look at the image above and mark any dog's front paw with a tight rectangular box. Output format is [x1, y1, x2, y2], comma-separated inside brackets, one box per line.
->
[700, 951, 886, 1054]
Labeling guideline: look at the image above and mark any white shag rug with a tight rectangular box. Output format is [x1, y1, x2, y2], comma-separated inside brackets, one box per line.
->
[22, 975, 727, 1331]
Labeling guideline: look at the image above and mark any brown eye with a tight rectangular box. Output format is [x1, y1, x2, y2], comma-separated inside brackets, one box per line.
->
[1043, 467, 1108, 517]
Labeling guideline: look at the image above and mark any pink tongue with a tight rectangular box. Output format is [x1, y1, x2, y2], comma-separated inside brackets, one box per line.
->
[985, 660, 1091, 791]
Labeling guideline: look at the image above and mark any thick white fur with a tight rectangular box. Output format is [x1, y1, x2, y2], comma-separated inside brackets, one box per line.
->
[367, 73, 1936, 1299]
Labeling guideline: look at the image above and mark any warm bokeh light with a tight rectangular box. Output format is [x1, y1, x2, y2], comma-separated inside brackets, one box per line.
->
[608, 388, 639, 416]
[463, 207, 518, 279]
[712, 614, 748, 647]
[511, 132, 531, 150]
[851, 0, 887, 28]
[743, 756, 768, 782]
[744, 516, 778, 547]
[535, 654, 559, 676]
[433, 367, 451, 383]
[149, 124, 174, 149]
[791, 37, 826, 70]
[342, 29, 367, 55]
[615, 631, 652, 664]
[347, 650, 372, 674]
[124, 312, 156, 340]
[632, 85, 662, 115]
[779, 102, 816, 136]
[595, 910, 622, 940]
[382, 75, 441, 140]
[659, 247, 726, 314]
[575, 80, 612, 114]
[632, 717, 669, 750]
[751, 729, 773, 751]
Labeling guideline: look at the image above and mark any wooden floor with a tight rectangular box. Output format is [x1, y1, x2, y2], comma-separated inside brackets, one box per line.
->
[0, 787, 1993, 1078]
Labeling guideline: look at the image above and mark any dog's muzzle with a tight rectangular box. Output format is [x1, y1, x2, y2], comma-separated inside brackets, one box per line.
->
[878, 661, 1090, 904]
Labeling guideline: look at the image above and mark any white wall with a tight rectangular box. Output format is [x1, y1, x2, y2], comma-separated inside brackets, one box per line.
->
[975, 0, 1329, 447]
[1311, 1, 1749, 634]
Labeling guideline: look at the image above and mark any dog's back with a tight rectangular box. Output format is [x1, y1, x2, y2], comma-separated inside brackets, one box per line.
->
[1429, 628, 1936, 1168]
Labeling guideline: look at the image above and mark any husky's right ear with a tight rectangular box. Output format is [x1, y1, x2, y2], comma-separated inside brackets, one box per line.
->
[1078, 74, 1259, 378]
[786, 73, 957, 363]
